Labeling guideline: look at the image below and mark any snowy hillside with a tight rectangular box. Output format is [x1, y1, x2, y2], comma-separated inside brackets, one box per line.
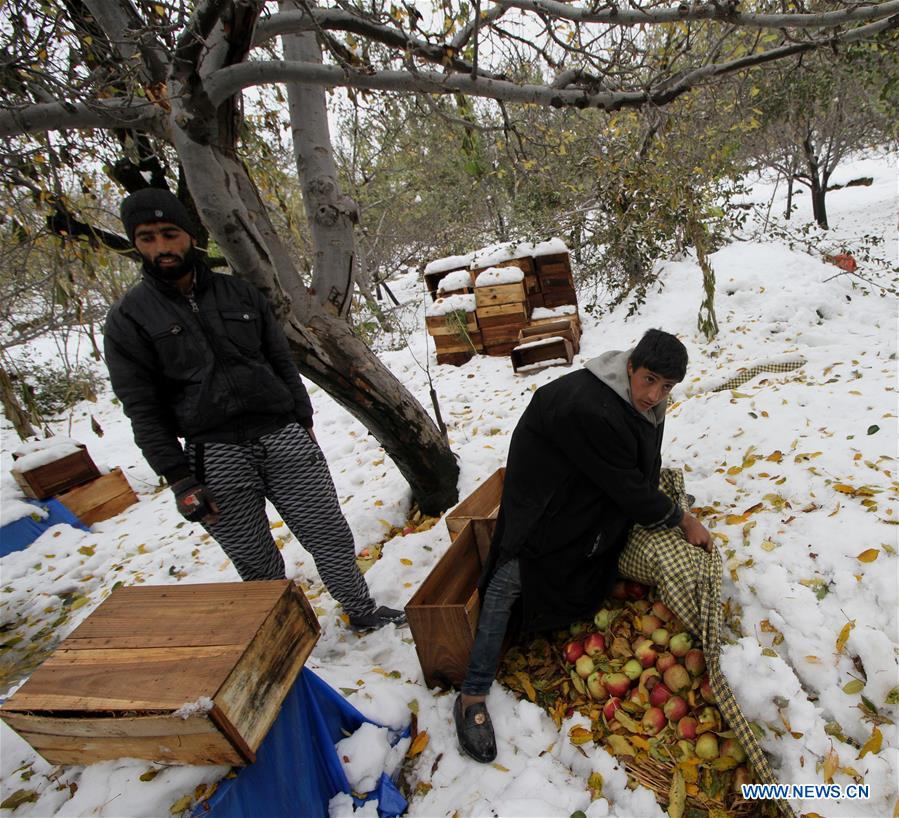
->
[1, 154, 896, 818]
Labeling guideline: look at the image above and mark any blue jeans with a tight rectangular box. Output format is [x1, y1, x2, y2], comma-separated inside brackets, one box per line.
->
[461, 558, 522, 696]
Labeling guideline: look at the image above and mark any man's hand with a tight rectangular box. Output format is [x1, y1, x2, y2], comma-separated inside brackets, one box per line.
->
[678, 511, 712, 552]
[172, 477, 220, 525]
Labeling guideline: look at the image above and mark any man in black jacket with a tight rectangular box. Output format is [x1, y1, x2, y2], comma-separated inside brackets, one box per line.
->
[454, 329, 711, 762]
[104, 188, 404, 631]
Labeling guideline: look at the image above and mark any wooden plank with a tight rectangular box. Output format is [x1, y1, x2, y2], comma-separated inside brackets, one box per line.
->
[445, 468, 504, 540]
[481, 326, 524, 346]
[12, 449, 101, 500]
[474, 282, 526, 309]
[518, 320, 580, 354]
[540, 275, 575, 290]
[61, 582, 286, 649]
[535, 254, 572, 278]
[527, 292, 545, 311]
[524, 274, 540, 294]
[426, 313, 478, 336]
[542, 288, 578, 308]
[9, 728, 243, 767]
[1, 711, 223, 738]
[215, 584, 319, 754]
[433, 331, 483, 353]
[483, 341, 517, 357]
[2, 645, 244, 711]
[57, 468, 137, 524]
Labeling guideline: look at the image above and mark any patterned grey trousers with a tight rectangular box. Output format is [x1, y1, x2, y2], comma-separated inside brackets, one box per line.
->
[187, 422, 376, 617]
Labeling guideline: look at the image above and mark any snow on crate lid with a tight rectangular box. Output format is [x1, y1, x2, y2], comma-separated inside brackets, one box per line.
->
[437, 270, 473, 293]
[531, 305, 577, 320]
[12, 438, 83, 472]
[13, 436, 80, 458]
[470, 241, 533, 269]
[423, 253, 475, 275]
[425, 293, 477, 317]
[531, 238, 569, 257]
[474, 266, 524, 287]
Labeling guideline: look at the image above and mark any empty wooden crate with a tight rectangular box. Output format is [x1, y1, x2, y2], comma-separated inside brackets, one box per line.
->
[511, 336, 574, 373]
[406, 522, 484, 689]
[445, 467, 504, 564]
[0, 580, 320, 766]
[58, 467, 138, 525]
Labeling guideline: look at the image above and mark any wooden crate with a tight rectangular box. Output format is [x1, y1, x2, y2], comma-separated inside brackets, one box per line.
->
[531, 309, 580, 333]
[535, 253, 572, 279]
[474, 281, 527, 309]
[426, 311, 478, 336]
[445, 467, 505, 564]
[518, 319, 580, 354]
[433, 331, 484, 354]
[57, 468, 138, 525]
[12, 446, 101, 500]
[542, 287, 578, 308]
[527, 292, 545, 311]
[511, 337, 574, 373]
[424, 268, 468, 300]
[0, 581, 319, 766]
[476, 302, 528, 329]
[406, 522, 484, 689]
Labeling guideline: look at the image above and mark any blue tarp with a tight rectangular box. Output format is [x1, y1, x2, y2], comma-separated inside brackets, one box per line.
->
[0, 499, 90, 557]
[195, 669, 409, 818]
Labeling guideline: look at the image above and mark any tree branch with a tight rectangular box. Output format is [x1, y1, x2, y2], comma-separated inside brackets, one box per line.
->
[0, 99, 164, 139]
[492, 0, 899, 30]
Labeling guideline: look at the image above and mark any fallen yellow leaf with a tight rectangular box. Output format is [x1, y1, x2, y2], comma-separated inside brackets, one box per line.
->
[568, 725, 594, 745]
[858, 727, 882, 759]
[407, 730, 429, 757]
[400, 558, 413, 565]
[857, 549, 879, 563]
[836, 620, 855, 654]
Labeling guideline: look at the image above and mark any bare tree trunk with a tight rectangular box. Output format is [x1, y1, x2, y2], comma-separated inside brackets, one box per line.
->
[785, 174, 794, 219]
[0, 365, 37, 440]
[802, 133, 829, 229]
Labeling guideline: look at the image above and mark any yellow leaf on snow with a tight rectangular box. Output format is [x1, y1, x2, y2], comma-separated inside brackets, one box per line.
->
[857, 727, 882, 759]
[605, 734, 636, 757]
[823, 744, 840, 783]
[492, 762, 509, 772]
[766, 450, 784, 463]
[836, 620, 855, 654]
[761, 540, 777, 552]
[515, 671, 537, 703]
[407, 730, 429, 757]
[169, 794, 193, 814]
[400, 558, 413, 566]
[857, 549, 879, 563]
[568, 725, 594, 746]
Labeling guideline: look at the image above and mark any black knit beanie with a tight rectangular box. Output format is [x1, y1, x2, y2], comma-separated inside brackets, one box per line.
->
[120, 188, 198, 244]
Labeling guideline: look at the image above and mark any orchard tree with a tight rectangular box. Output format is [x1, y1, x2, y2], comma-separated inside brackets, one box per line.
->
[1, 0, 896, 511]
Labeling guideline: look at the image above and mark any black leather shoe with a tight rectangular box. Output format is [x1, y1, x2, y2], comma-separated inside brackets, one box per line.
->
[454, 695, 497, 763]
[349, 605, 407, 631]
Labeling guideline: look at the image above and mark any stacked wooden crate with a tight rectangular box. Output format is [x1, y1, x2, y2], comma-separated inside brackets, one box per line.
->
[473, 267, 529, 357]
[425, 293, 482, 366]
[533, 241, 576, 309]
[11, 439, 137, 525]
[510, 318, 581, 374]
[423, 252, 475, 301]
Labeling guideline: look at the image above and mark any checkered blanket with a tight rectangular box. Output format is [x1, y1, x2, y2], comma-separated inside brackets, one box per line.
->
[619, 468, 792, 817]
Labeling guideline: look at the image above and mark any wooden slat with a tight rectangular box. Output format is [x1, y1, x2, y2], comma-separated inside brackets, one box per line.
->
[62, 581, 288, 649]
[57, 468, 137, 524]
[542, 288, 578, 308]
[10, 729, 243, 767]
[474, 282, 526, 309]
[3, 645, 244, 711]
[426, 313, 478, 336]
[433, 331, 482, 353]
[1, 711, 221, 738]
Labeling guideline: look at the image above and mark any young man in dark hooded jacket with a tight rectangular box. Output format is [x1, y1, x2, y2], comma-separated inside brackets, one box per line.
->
[454, 328, 711, 762]
[103, 188, 404, 631]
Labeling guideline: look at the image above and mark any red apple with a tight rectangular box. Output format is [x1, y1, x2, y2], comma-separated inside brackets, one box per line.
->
[611, 581, 628, 600]
[696, 733, 719, 760]
[575, 654, 595, 679]
[564, 640, 585, 664]
[628, 686, 645, 705]
[635, 641, 658, 669]
[656, 652, 677, 673]
[622, 659, 643, 680]
[625, 581, 648, 600]
[602, 697, 622, 721]
[663, 695, 688, 722]
[652, 601, 675, 622]
[649, 683, 672, 708]
[669, 632, 693, 658]
[587, 671, 609, 701]
[676, 716, 698, 740]
[639, 615, 662, 636]
[584, 632, 607, 657]
[642, 707, 666, 736]
[602, 672, 631, 698]
[663, 664, 691, 695]
[721, 738, 747, 763]
[699, 675, 715, 703]
[685, 648, 706, 677]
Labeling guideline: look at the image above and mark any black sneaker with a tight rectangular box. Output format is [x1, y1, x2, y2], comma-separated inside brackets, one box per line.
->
[348, 605, 407, 631]
[454, 695, 497, 763]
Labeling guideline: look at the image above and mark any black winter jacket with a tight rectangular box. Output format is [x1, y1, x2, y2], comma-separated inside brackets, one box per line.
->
[483, 363, 681, 632]
[103, 263, 313, 483]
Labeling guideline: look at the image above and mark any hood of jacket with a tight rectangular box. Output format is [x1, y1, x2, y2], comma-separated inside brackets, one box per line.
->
[583, 348, 665, 426]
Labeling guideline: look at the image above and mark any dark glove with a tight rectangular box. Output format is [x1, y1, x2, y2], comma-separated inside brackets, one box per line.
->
[171, 477, 219, 524]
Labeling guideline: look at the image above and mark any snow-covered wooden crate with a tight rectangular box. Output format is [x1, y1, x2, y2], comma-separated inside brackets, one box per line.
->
[0, 580, 319, 766]
[405, 521, 483, 689]
[530, 305, 581, 333]
[511, 336, 574, 374]
[473, 267, 527, 310]
[518, 318, 581, 354]
[57, 467, 138, 525]
[423, 252, 475, 300]
[11, 439, 101, 500]
[445, 467, 504, 564]
[435, 269, 474, 297]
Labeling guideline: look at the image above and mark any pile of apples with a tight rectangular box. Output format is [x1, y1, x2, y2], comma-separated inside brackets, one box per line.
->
[501, 579, 756, 805]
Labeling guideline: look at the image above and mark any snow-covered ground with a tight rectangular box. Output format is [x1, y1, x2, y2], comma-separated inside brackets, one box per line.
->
[1, 154, 896, 817]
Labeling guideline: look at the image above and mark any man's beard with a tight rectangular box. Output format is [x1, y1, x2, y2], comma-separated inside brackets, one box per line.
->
[144, 247, 199, 281]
